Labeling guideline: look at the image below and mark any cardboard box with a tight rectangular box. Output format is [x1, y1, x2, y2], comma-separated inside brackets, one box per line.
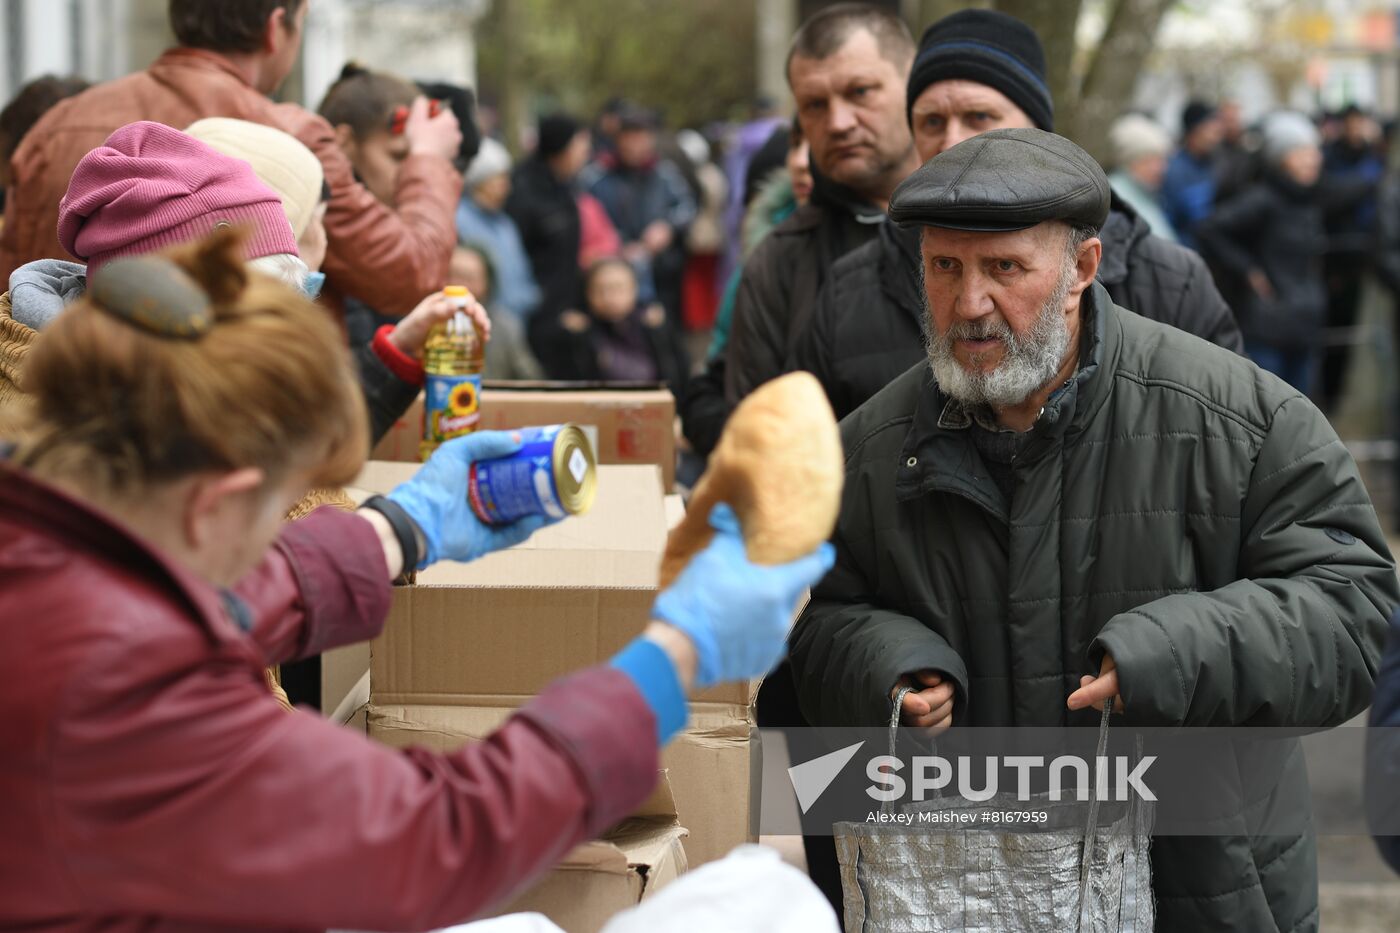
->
[370, 384, 677, 490]
[342, 704, 367, 733]
[353, 460, 758, 865]
[663, 708, 758, 866]
[368, 398, 419, 463]
[653, 491, 761, 863]
[355, 461, 746, 709]
[663, 493, 685, 531]
[369, 702, 756, 868]
[369, 705, 685, 933]
[321, 641, 369, 723]
[494, 816, 685, 933]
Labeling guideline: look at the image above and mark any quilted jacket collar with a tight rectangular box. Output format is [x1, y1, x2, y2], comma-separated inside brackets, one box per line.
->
[895, 282, 1117, 514]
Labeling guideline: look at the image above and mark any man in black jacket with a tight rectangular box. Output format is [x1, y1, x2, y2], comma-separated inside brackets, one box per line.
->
[791, 9, 1244, 420]
[505, 114, 591, 348]
[721, 3, 919, 405]
[680, 3, 916, 456]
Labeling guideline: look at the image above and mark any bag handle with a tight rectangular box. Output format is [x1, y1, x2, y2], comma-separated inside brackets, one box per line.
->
[882, 686, 915, 816]
[888, 685, 913, 757]
[1076, 703, 1115, 931]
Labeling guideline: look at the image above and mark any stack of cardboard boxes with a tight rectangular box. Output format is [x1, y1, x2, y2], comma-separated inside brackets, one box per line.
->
[340, 454, 758, 932]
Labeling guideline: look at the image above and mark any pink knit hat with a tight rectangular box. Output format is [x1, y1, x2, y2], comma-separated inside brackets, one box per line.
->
[58, 121, 299, 274]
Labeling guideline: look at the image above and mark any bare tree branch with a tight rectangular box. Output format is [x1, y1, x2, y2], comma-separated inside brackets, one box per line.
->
[911, 0, 992, 32]
[477, 0, 757, 130]
[1070, 0, 1177, 158]
[994, 0, 1086, 118]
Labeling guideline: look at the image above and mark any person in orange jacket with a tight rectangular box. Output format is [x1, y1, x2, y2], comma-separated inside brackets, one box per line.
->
[0, 0, 461, 324]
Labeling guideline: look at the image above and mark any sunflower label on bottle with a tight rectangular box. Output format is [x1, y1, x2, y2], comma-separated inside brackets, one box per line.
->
[420, 286, 485, 461]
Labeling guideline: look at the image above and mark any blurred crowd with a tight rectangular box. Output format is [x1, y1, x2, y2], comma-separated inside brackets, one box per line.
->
[2, 11, 1400, 420]
[5, 3, 1400, 469]
[1112, 97, 1393, 407]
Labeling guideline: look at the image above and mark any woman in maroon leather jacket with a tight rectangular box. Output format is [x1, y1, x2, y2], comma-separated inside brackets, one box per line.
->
[0, 229, 832, 933]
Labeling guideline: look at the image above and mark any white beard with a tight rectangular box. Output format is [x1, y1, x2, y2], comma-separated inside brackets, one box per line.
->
[924, 263, 1075, 410]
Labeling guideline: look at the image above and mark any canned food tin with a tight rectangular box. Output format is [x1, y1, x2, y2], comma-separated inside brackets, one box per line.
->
[468, 424, 597, 524]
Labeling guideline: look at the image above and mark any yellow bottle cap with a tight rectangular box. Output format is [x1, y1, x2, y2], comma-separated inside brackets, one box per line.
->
[444, 285, 471, 299]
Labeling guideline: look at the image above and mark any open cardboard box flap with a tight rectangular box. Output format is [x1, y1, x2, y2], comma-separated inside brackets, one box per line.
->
[368, 703, 751, 748]
[486, 774, 686, 933]
[368, 702, 679, 819]
[369, 701, 756, 869]
[549, 820, 683, 877]
[368, 700, 688, 921]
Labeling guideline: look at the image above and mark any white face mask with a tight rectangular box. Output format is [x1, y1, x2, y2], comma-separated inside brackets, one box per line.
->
[246, 254, 319, 299]
[302, 271, 326, 300]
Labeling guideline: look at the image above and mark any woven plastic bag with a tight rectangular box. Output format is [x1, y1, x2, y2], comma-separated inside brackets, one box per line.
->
[835, 692, 1153, 933]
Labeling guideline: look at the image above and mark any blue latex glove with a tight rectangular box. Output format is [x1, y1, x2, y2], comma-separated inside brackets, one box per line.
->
[651, 504, 836, 688]
[386, 431, 553, 568]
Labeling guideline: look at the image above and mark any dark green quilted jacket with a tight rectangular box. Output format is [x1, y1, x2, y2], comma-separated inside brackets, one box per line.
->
[789, 283, 1398, 932]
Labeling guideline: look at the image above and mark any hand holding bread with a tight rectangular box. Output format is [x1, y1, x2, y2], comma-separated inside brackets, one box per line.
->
[660, 372, 844, 588]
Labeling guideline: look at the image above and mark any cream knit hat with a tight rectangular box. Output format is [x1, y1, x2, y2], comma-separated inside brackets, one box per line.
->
[185, 117, 325, 239]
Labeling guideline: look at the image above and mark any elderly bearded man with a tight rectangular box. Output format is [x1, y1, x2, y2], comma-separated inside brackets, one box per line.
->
[788, 128, 1398, 932]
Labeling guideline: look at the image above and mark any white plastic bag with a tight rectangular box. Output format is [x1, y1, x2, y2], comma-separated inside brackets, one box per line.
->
[436, 914, 564, 933]
[602, 844, 839, 933]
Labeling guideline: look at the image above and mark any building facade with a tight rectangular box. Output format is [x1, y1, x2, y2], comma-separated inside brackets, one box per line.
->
[1, 0, 486, 111]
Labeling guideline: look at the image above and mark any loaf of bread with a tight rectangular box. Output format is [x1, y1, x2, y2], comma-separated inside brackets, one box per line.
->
[660, 371, 844, 588]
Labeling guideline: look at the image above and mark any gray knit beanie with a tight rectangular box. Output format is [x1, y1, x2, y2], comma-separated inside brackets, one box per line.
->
[465, 137, 512, 189]
[1260, 111, 1320, 167]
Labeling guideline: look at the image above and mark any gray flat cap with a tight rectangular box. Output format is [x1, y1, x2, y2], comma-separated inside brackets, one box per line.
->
[888, 127, 1111, 233]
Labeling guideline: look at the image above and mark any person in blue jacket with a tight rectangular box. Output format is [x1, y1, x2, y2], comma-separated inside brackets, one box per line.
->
[1160, 100, 1223, 250]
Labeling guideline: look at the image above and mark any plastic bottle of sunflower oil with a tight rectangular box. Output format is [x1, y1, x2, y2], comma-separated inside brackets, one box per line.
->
[419, 285, 486, 460]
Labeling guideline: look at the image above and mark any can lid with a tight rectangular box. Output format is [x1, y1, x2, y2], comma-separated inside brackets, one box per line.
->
[553, 424, 598, 516]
